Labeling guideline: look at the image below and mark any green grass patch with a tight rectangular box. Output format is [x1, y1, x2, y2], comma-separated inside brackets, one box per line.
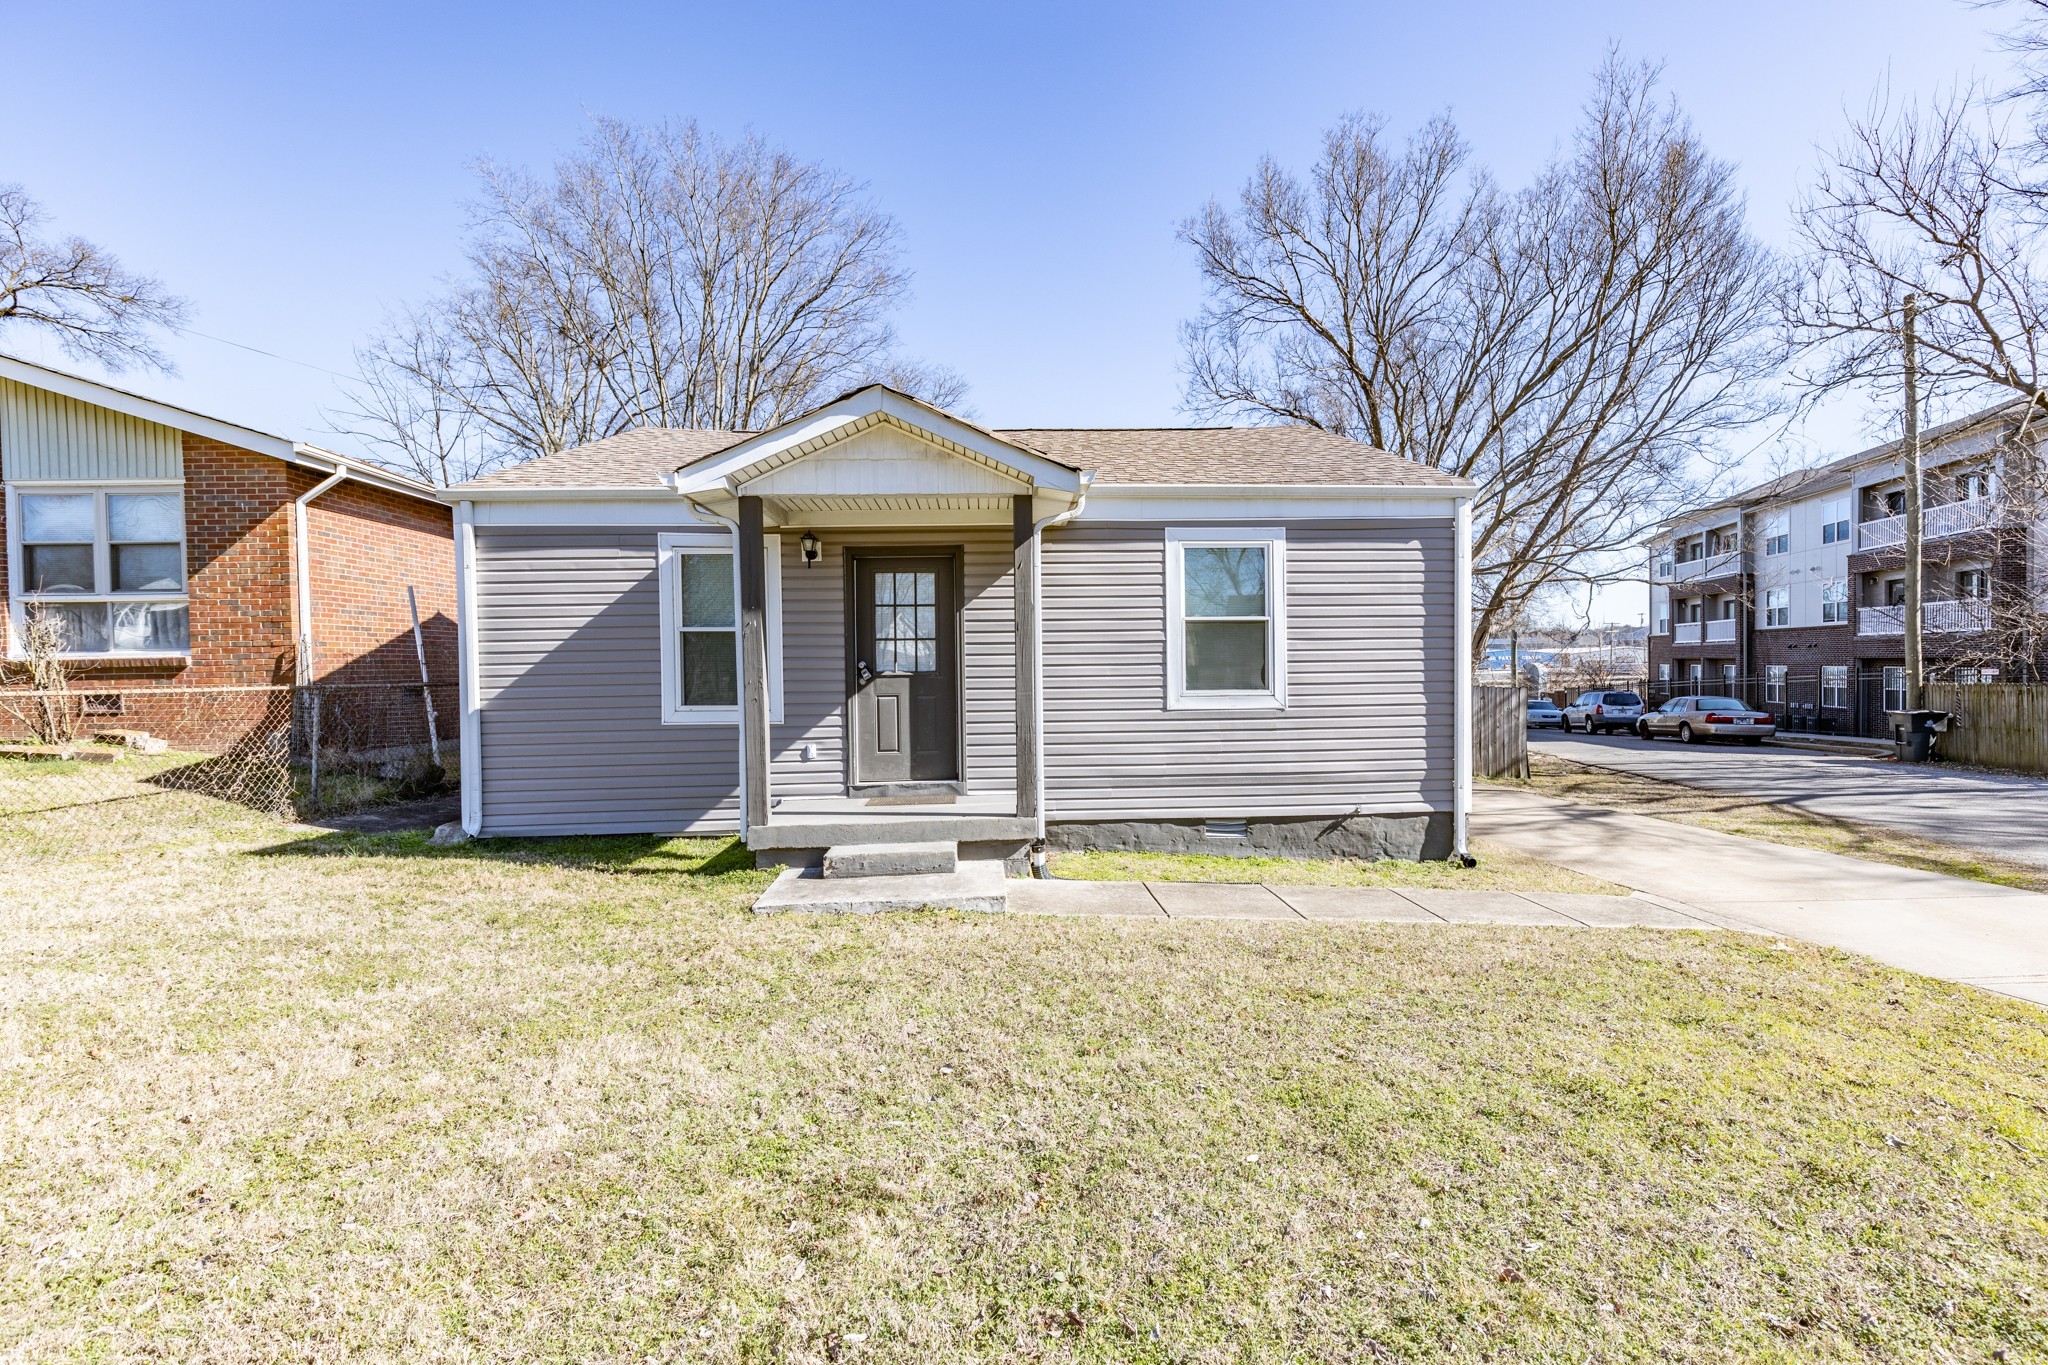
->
[1051, 837, 1627, 892]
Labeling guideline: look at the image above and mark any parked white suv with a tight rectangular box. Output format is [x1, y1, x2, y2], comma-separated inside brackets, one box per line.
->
[1562, 690, 1644, 735]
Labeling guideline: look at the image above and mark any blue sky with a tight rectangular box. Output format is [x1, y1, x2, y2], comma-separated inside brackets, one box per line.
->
[0, 1, 2019, 620]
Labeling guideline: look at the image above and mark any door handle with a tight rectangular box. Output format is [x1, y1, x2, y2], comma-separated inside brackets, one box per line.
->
[857, 660, 874, 685]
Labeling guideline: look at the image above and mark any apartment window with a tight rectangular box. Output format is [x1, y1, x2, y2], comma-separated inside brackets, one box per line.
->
[1708, 528, 1738, 556]
[1957, 567, 1991, 600]
[1687, 662, 1703, 683]
[7, 486, 187, 657]
[1658, 662, 1671, 684]
[1674, 538, 1703, 564]
[1883, 665, 1907, 714]
[1680, 599, 1704, 623]
[1765, 588, 1789, 627]
[657, 533, 782, 724]
[1720, 663, 1739, 689]
[1763, 512, 1789, 556]
[1882, 489, 1906, 517]
[1822, 664, 1848, 709]
[1654, 550, 1675, 579]
[1720, 598, 1739, 620]
[1958, 469, 1991, 501]
[1820, 497, 1850, 544]
[1765, 664, 1787, 701]
[1166, 528, 1287, 709]
[1652, 587, 1670, 635]
[1885, 578, 1907, 608]
[1821, 579, 1849, 624]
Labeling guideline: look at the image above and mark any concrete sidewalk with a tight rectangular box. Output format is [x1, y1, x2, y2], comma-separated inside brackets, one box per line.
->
[1474, 784, 2048, 1006]
[1005, 877, 1719, 929]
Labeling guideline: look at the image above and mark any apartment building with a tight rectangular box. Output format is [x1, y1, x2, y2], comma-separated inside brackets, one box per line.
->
[1646, 401, 2034, 735]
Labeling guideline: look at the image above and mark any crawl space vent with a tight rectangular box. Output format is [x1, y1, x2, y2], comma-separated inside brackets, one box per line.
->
[1203, 818, 1249, 841]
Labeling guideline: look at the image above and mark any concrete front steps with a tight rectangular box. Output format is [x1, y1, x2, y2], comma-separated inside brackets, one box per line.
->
[753, 840, 1010, 914]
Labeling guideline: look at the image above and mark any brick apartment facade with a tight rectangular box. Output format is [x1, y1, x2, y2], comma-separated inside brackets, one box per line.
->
[1, 358, 454, 748]
[1646, 401, 2042, 737]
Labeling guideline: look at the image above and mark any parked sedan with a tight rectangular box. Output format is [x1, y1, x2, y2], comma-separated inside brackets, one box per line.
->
[1561, 690, 1645, 734]
[1636, 696, 1776, 745]
[1526, 697, 1565, 729]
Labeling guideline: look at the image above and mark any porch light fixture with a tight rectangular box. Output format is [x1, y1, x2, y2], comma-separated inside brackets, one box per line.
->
[799, 531, 820, 567]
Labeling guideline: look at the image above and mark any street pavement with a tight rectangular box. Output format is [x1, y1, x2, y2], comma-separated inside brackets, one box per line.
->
[1474, 783, 2048, 1007]
[1531, 728, 2048, 869]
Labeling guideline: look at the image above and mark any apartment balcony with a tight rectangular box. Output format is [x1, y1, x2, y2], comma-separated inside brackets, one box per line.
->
[1671, 619, 1738, 646]
[1655, 548, 1749, 584]
[1855, 599, 1994, 637]
[1855, 497, 1998, 550]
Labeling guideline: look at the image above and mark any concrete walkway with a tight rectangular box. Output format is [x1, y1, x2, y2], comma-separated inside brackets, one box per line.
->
[1006, 877, 1718, 929]
[1475, 784, 2048, 1006]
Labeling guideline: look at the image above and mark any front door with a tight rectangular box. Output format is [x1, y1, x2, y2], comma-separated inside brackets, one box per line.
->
[852, 555, 959, 787]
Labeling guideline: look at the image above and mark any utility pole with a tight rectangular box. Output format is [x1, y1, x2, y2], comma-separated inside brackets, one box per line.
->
[1903, 293, 1925, 714]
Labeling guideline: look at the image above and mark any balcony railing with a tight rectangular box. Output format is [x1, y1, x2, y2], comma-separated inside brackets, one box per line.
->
[1673, 622, 1701, 645]
[1704, 618, 1737, 643]
[1855, 497, 1998, 550]
[1656, 548, 1748, 583]
[1854, 599, 1994, 637]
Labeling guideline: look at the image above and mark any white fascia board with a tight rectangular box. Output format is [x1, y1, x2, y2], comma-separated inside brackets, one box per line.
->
[441, 486, 678, 503]
[0, 352, 296, 460]
[287, 444, 443, 501]
[472, 498, 721, 527]
[1082, 485, 1463, 520]
[674, 388, 1086, 494]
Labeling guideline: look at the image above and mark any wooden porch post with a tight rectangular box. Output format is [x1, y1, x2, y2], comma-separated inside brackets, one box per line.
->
[1014, 493, 1040, 822]
[738, 495, 771, 831]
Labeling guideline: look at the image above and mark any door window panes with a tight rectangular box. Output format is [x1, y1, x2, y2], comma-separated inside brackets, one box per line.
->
[872, 571, 938, 673]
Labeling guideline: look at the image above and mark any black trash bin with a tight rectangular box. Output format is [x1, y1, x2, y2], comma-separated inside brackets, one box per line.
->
[1892, 709, 1950, 763]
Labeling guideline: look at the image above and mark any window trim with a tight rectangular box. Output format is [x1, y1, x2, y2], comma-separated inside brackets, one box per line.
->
[1764, 587, 1790, 627]
[4, 480, 190, 660]
[657, 531, 782, 726]
[1821, 664, 1849, 710]
[1164, 526, 1287, 711]
[1765, 664, 1787, 702]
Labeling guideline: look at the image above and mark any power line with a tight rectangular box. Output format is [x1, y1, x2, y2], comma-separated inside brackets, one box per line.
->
[170, 325, 356, 383]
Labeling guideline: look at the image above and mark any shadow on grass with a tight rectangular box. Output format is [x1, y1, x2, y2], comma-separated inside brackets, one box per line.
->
[246, 827, 765, 879]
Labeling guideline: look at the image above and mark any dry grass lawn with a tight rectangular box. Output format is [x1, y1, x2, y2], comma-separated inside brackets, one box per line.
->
[1050, 840, 1627, 892]
[1511, 752, 2048, 894]
[2, 778, 2046, 1362]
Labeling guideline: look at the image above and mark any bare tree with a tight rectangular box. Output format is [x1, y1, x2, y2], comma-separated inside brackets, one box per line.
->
[0, 609, 79, 745]
[0, 185, 188, 372]
[1179, 58, 1781, 656]
[335, 118, 964, 482]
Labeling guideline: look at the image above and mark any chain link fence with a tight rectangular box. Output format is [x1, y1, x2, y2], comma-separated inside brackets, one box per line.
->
[0, 682, 455, 841]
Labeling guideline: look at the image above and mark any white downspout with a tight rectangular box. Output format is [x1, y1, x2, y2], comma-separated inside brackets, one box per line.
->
[1453, 492, 1474, 863]
[455, 501, 482, 837]
[292, 469, 349, 684]
[1028, 474, 1093, 835]
[684, 495, 750, 839]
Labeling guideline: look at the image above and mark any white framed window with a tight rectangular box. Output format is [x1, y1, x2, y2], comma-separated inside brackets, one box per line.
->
[1721, 663, 1738, 688]
[1883, 665, 1907, 713]
[1957, 567, 1990, 600]
[1821, 579, 1848, 624]
[1958, 468, 1991, 501]
[1763, 512, 1789, 556]
[1657, 662, 1671, 684]
[1165, 527, 1287, 710]
[1765, 665, 1787, 701]
[657, 532, 782, 725]
[1821, 497, 1850, 545]
[1822, 664, 1848, 709]
[1765, 588, 1789, 627]
[1687, 662, 1703, 682]
[5, 483, 188, 658]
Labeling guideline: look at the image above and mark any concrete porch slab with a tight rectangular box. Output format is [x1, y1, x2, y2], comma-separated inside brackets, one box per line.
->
[1146, 882, 1301, 919]
[1268, 885, 1441, 921]
[752, 859, 1008, 914]
[1006, 879, 1164, 917]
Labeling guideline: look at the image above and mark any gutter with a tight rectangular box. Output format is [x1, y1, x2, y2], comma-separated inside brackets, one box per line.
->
[1453, 491, 1475, 864]
[292, 469, 350, 683]
[1026, 475, 1093, 838]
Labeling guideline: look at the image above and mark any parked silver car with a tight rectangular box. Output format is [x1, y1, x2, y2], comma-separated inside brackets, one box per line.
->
[1526, 697, 1565, 729]
[1561, 690, 1644, 734]
[1636, 695, 1776, 745]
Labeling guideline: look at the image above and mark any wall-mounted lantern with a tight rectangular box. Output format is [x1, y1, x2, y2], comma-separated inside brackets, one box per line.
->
[799, 531, 820, 567]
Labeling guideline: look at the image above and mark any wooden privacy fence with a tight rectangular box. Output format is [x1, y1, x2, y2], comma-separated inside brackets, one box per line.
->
[1474, 684, 1529, 780]
[1925, 682, 2048, 774]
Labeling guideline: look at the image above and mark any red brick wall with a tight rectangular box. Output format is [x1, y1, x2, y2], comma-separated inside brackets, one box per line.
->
[181, 435, 303, 686]
[304, 479, 456, 685]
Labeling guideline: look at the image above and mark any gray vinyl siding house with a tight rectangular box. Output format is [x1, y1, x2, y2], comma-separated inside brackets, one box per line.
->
[445, 387, 1475, 864]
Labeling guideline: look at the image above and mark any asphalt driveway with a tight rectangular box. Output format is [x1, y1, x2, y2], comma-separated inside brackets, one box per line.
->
[1530, 729, 2048, 869]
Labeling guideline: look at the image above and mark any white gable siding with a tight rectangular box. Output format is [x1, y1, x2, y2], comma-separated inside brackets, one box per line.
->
[741, 425, 1027, 498]
[0, 378, 183, 480]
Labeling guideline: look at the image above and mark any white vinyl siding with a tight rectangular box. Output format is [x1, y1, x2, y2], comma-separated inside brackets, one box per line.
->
[0, 377, 183, 480]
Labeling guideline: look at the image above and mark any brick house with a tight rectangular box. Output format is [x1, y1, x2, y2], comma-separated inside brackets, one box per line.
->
[1645, 400, 2041, 736]
[1, 355, 455, 744]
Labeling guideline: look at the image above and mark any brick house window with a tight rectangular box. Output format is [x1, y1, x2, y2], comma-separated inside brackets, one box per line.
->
[1765, 665, 1787, 701]
[1884, 666, 1907, 713]
[1821, 579, 1848, 624]
[6, 486, 188, 657]
[1822, 665, 1848, 709]
[1765, 588, 1789, 627]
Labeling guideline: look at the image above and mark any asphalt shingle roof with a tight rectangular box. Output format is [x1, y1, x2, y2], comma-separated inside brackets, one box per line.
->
[453, 423, 1467, 491]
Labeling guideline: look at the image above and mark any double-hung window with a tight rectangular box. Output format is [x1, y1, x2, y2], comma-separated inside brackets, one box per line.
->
[7, 485, 187, 657]
[1764, 588, 1789, 627]
[1821, 665, 1848, 709]
[1765, 665, 1787, 701]
[657, 532, 782, 724]
[1165, 528, 1286, 709]
[1883, 665, 1907, 714]
[1763, 513, 1789, 556]
[1821, 579, 1848, 624]
[1820, 498, 1850, 544]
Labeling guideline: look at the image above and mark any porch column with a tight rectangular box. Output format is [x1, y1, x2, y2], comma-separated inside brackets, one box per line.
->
[1014, 493, 1040, 822]
[738, 495, 771, 832]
